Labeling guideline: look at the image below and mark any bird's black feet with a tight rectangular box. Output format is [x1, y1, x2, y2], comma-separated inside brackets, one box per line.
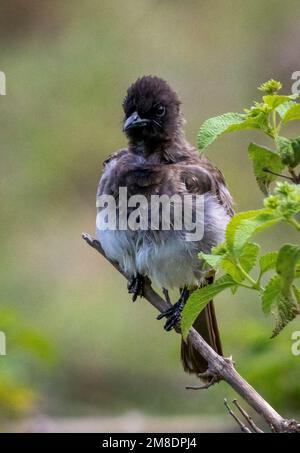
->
[157, 287, 189, 331]
[127, 273, 144, 302]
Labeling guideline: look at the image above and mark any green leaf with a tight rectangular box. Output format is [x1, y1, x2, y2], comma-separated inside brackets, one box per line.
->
[276, 100, 296, 119]
[197, 113, 262, 150]
[181, 275, 236, 338]
[282, 104, 300, 123]
[211, 243, 228, 256]
[226, 210, 262, 252]
[261, 273, 299, 337]
[263, 94, 298, 109]
[262, 245, 300, 337]
[272, 297, 299, 338]
[259, 252, 278, 275]
[262, 275, 281, 314]
[291, 138, 300, 168]
[220, 256, 243, 282]
[258, 79, 282, 94]
[199, 252, 222, 268]
[248, 143, 285, 194]
[240, 242, 260, 272]
[220, 242, 260, 283]
[275, 136, 295, 167]
[293, 285, 300, 304]
[276, 244, 300, 299]
[225, 209, 281, 253]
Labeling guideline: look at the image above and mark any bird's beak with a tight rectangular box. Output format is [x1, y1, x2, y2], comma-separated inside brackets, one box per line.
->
[123, 111, 150, 132]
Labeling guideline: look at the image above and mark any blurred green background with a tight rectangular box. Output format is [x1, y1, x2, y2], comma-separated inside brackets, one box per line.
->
[0, 0, 300, 432]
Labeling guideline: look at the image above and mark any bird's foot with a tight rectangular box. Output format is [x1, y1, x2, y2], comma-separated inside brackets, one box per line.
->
[127, 274, 144, 302]
[157, 300, 183, 331]
[157, 287, 189, 331]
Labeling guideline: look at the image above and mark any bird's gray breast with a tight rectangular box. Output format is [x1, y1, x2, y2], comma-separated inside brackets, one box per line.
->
[96, 192, 230, 289]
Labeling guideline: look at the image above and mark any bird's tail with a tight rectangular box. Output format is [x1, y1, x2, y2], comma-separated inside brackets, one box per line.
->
[180, 300, 222, 378]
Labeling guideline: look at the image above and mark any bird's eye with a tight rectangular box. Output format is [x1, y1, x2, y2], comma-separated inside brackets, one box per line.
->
[155, 104, 165, 117]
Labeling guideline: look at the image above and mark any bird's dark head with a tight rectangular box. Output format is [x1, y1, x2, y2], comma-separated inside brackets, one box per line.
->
[122, 76, 182, 150]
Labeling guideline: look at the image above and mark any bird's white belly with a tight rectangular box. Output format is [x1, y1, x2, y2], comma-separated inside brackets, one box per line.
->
[97, 229, 199, 288]
[96, 194, 229, 289]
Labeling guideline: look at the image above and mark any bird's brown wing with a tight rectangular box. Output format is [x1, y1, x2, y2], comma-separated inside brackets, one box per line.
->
[179, 157, 233, 378]
[181, 155, 234, 216]
[97, 148, 129, 197]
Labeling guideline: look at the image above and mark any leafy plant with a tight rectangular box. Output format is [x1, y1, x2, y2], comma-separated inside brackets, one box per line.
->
[0, 306, 55, 417]
[182, 80, 300, 339]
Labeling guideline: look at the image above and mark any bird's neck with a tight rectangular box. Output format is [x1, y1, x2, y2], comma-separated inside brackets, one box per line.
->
[128, 129, 192, 163]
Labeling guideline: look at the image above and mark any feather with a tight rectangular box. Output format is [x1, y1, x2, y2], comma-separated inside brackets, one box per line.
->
[96, 76, 234, 378]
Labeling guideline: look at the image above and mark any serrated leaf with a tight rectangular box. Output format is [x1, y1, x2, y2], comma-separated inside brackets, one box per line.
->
[293, 285, 300, 304]
[226, 210, 262, 252]
[197, 113, 262, 150]
[261, 275, 298, 337]
[291, 138, 300, 168]
[282, 104, 300, 123]
[263, 94, 298, 109]
[225, 209, 281, 253]
[262, 275, 281, 314]
[275, 136, 295, 167]
[199, 252, 222, 268]
[271, 298, 299, 338]
[240, 242, 260, 272]
[211, 243, 228, 256]
[220, 256, 243, 282]
[181, 275, 236, 338]
[220, 242, 259, 283]
[259, 252, 278, 275]
[276, 244, 300, 299]
[262, 244, 300, 337]
[248, 143, 285, 194]
[276, 100, 296, 118]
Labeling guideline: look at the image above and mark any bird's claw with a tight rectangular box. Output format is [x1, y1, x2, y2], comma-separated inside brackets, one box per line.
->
[157, 300, 184, 331]
[128, 274, 144, 302]
[157, 287, 189, 331]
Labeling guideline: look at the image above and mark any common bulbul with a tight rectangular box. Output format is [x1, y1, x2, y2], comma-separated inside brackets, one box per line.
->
[96, 76, 233, 377]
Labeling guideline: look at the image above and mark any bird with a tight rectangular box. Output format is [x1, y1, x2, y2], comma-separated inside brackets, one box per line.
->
[96, 76, 233, 378]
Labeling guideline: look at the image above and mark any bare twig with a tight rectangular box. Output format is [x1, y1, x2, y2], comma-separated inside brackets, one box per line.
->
[232, 399, 264, 433]
[224, 399, 252, 433]
[82, 232, 300, 433]
[185, 372, 219, 390]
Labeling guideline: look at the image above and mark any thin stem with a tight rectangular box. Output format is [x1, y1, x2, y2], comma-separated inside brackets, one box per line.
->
[277, 119, 282, 135]
[238, 282, 259, 290]
[236, 263, 262, 290]
[263, 168, 293, 181]
[288, 168, 300, 184]
[256, 270, 264, 288]
[272, 110, 278, 139]
[286, 217, 300, 232]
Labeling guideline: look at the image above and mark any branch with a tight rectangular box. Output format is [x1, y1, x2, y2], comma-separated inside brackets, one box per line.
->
[82, 232, 300, 433]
